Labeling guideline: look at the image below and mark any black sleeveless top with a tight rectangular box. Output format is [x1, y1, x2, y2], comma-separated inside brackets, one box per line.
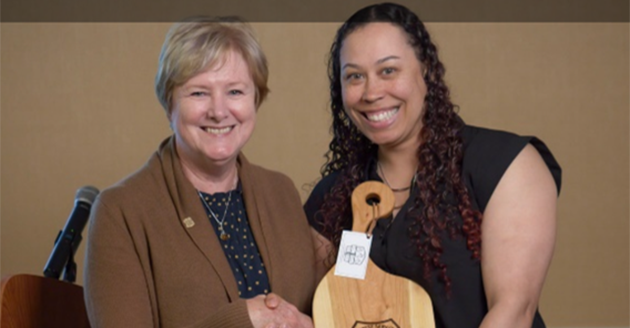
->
[304, 125, 562, 328]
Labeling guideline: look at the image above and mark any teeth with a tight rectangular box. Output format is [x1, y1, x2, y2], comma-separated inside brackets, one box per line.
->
[205, 126, 232, 134]
[366, 108, 399, 122]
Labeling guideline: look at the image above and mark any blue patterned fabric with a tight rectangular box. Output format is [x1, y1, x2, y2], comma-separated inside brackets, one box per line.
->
[198, 183, 271, 298]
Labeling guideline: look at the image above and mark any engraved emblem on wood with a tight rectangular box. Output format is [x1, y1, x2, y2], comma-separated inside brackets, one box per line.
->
[352, 318, 400, 328]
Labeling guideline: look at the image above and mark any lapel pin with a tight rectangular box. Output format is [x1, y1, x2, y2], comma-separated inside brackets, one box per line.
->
[183, 217, 195, 228]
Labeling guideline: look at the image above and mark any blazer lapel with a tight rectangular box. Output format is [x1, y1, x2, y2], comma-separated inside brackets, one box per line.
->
[238, 154, 275, 287]
[158, 137, 240, 301]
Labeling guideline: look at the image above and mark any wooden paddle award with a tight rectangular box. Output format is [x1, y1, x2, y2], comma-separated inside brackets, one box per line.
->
[312, 181, 435, 328]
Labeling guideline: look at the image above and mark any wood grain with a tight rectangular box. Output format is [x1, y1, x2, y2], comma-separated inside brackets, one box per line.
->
[313, 181, 435, 327]
[0, 274, 90, 328]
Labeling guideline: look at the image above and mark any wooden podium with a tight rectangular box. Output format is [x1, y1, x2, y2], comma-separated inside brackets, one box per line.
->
[312, 181, 435, 328]
[0, 274, 90, 328]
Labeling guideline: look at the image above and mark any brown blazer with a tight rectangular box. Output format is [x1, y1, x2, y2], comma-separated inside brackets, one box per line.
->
[84, 137, 317, 328]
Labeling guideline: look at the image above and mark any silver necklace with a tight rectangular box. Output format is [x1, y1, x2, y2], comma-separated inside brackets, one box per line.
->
[197, 176, 237, 241]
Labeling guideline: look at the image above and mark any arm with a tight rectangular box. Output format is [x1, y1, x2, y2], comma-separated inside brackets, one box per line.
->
[83, 199, 155, 328]
[479, 144, 558, 328]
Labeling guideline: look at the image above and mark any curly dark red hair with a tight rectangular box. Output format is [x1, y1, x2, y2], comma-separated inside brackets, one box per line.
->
[317, 2, 482, 292]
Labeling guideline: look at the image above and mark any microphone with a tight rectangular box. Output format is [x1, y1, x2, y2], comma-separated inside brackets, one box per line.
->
[43, 185, 100, 282]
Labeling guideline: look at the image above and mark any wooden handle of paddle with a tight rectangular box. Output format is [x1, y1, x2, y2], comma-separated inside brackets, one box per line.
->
[313, 180, 436, 328]
[350, 181, 395, 233]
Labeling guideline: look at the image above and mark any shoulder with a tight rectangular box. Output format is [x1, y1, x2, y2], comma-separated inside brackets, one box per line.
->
[303, 171, 342, 226]
[310, 171, 341, 196]
[461, 125, 528, 156]
[305, 171, 341, 205]
[460, 125, 562, 211]
[86, 153, 168, 248]
[95, 152, 164, 210]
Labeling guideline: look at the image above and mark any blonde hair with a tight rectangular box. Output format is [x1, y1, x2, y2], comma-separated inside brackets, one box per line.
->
[155, 16, 269, 113]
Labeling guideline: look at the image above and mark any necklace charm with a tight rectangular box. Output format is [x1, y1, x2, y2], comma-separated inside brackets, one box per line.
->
[198, 185, 234, 242]
[219, 229, 229, 240]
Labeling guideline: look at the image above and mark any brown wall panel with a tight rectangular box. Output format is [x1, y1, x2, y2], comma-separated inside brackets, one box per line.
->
[1, 22, 628, 326]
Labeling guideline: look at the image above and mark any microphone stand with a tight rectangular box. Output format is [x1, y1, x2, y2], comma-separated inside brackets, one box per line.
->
[62, 233, 82, 283]
[43, 185, 98, 283]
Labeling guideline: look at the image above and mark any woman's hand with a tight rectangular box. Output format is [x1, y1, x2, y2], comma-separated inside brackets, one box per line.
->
[247, 293, 313, 328]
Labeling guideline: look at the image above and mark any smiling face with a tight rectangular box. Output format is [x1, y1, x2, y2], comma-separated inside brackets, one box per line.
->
[340, 22, 427, 151]
[170, 50, 257, 170]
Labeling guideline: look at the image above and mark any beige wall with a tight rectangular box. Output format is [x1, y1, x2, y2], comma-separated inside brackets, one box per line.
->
[1, 23, 628, 326]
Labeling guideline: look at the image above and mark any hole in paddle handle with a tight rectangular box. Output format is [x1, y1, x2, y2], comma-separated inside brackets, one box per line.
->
[365, 193, 381, 206]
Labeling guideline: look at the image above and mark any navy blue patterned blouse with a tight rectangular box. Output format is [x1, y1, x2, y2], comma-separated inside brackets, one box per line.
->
[198, 183, 271, 298]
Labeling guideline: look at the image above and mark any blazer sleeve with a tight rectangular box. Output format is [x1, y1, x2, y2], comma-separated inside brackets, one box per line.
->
[182, 300, 253, 328]
[83, 196, 156, 327]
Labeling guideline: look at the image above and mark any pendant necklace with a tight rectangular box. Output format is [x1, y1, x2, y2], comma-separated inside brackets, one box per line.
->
[198, 175, 237, 241]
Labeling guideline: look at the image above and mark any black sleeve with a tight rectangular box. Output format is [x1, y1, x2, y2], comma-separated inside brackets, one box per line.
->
[303, 172, 341, 235]
[461, 126, 562, 213]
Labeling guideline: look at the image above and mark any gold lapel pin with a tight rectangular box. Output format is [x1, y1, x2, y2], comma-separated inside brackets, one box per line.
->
[182, 217, 195, 228]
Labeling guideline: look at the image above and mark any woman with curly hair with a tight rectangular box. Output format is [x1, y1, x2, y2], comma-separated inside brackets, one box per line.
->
[305, 3, 561, 328]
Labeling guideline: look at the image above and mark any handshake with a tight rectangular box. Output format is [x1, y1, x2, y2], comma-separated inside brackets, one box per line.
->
[247, 293, 313, 328]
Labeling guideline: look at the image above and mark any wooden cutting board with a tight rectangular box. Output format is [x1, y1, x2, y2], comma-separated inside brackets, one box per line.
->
[312, 181, 435, 328]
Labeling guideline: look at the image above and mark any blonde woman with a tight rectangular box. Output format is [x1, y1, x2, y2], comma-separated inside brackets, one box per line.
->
[84, 17, 316, 328]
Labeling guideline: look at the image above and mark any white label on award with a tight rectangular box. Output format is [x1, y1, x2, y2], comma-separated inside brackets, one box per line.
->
[334, 230, 372, 280]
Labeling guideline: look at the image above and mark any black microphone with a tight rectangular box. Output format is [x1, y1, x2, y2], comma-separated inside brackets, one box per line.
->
[44, 185, 100, 282]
